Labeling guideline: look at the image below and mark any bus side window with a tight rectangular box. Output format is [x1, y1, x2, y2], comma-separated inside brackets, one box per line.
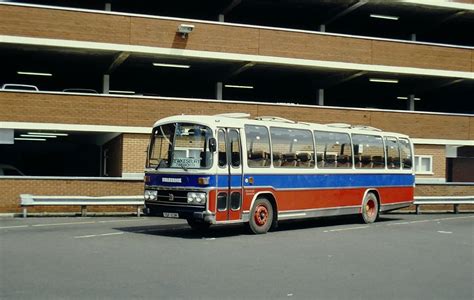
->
[229, 129, 241, 167]
[244, 125, 271, 168]
[352, 134, 385, 169]
[385, 137, 401, 169]
[399, 138, 412, 169]
[271, 127, 314, 168]
[314, 131, 352, 169]
[218, 130, 227, 168]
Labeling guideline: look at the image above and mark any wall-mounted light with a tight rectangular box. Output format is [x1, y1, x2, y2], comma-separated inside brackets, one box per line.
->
[177, 24, 194, 39]
[369, 78, 399, 84]
[109, 90, 135, 94]
[224, 84, 254, 89]
[17, 71, 52, 77]
[370, 14, 399, 21]
[20, 134, 57, 138]
[28, 132, 69, 136]
[397, 96, 421, 101]
[14, 137, 46, 142]
[152, 63, 191, 69]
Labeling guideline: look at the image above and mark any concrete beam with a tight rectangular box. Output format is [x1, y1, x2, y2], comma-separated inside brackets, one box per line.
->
[221, 0, 242, 16]
[322, 0, 368, 26]
[107, 52, 130, 74]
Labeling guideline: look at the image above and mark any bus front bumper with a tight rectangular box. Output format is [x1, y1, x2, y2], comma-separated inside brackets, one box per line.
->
[143, 201, 215, 223]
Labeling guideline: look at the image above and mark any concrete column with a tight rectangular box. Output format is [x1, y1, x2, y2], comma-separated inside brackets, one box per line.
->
[319, 24, 326, 32]
[317, 89, 324, 106]
[216, 82, 223, 100]
[410, 33, 416, 41]
[105, 3, 111, 11]
[218, 14, 225, 22]
[103, 74, 110, 94]
[407, 94, 415, 111]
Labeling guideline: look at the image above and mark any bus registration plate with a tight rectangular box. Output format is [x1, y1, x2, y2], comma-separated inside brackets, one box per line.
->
[163, 212, 179, 218]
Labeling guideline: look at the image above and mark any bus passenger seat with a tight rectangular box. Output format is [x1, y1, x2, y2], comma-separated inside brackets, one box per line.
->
[387, 156, 394, 168]
[354, 155, 361, 168]
[248, 150, 266, 167]
[372, 156, 384, 168]
[282, 153, 297, 167]
[361, 155, 372, 168]
[317, 153, 324, 168]
[337, 155, 350, 168]
[325, 154, 336, 168]
[297, 152, 313, 167]
[273, 152, 283, 167]
[402, 158, 412, 168]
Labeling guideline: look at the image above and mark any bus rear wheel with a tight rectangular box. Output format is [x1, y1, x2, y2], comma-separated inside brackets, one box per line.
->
[248, 198, 274, 234]
[187, 219, 210, 233]
[361, 192, 379, 224]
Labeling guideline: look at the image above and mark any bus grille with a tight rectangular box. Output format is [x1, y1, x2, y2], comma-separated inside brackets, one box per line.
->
[156, 190, 188, 203]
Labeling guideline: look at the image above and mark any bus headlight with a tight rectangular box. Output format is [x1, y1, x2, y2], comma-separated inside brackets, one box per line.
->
[187, 192, 206, 204]
[144, 190, 157, 201]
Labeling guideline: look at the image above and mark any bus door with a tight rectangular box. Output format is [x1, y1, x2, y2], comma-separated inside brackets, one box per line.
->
[215, 128, 244, 222]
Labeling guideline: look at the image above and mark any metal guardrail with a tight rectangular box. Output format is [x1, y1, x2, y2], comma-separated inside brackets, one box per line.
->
[413, 196, 474, 214]
[20, 194, 144, 218]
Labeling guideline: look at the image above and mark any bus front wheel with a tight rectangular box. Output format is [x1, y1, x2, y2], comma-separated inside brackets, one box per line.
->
[361, 192, 379, 224]
[248, 197, 274, 234]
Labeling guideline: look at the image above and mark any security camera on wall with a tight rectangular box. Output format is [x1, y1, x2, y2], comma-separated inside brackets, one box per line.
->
[177, 24, 194, 38]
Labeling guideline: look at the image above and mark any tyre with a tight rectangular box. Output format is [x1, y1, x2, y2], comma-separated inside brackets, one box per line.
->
[248, 197, 274, 234]
[187, 219, 211, 233]
[361, 192, 379, 224]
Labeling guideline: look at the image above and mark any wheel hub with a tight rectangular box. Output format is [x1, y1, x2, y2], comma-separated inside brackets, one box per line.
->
[254, 205, 268, 226]
[366, 200, 375, 217]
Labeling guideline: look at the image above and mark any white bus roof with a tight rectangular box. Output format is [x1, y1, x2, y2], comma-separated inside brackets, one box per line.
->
[152, 113, 410, 139]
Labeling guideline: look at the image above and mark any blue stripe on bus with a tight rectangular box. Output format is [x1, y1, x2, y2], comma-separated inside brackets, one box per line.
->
[147, 173, 414, 189]
[242, 174, 414, 189]
[148, 174, 217, 188]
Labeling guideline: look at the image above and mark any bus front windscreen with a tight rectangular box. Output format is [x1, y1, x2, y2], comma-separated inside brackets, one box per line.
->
[147, 123, 213, 170]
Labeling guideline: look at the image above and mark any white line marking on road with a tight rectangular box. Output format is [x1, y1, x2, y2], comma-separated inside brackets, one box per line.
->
[386, 215, 474, 226]
[33, 221, 96, 227]
[74, 232, 125, 239]
[98, 219, 146, 223]
[99, 232, 124, 236]
[74, 234, 98, 239]
[0, 225, 29, 229]
[324, 226, 369, 233]
[386, 222, 411, 226]
[437, 231, 453, 234]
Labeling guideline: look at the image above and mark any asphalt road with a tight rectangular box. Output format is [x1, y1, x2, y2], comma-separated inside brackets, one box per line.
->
[1, 213, 473, 300]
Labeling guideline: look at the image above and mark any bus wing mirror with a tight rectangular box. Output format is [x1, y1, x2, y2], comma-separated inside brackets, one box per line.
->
[209, 138, 217, 152]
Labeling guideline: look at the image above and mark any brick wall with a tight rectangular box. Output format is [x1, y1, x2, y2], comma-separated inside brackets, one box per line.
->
[122, 133, 149, 173]
[103, 135, 123, 177]
[1, 92, 473, 141]
[415, 183, 474, 196]
[0, 178, 143, 213]
[1, 5, 472, 72]
[414, 145, 446, 179]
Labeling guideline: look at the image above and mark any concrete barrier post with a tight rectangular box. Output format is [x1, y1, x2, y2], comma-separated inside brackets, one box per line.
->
[81, 205, 87, 217]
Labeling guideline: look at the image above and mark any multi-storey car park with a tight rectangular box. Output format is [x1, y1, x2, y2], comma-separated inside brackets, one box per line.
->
[0, 0, 472, 215]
